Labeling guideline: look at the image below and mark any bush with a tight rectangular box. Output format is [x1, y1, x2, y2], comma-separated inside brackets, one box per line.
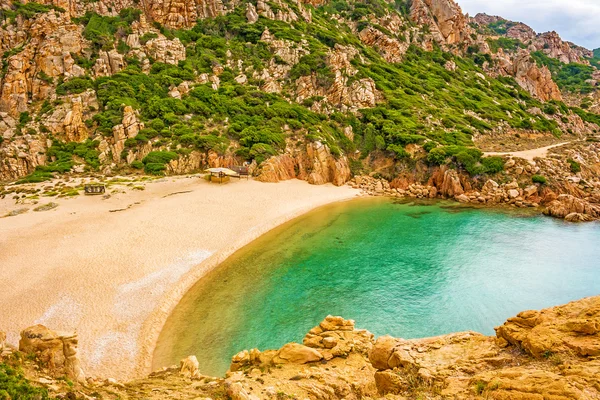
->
[56, 77, 94, 96]
[567, 159, 581, 173]
[142, 151, 178, 175]
[532, 175, 547, 184]
[387, 144, 410, 159]
[131, 160, 144, 169]
[427, 147, 447, 165]
[0, 363, 49, 400]
[481, 156, 505, 174]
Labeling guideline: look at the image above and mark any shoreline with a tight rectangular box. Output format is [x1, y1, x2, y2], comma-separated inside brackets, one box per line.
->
[137, 191, 365, 378]
[0, 176, 361, 379]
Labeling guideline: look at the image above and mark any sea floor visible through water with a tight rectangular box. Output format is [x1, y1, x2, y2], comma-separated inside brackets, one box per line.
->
[153, 198, 600, 376]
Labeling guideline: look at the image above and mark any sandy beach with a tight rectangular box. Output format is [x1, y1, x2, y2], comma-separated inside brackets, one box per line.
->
[0, 176, 360, 379]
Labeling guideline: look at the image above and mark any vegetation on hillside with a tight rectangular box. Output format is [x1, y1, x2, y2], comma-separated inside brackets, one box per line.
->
[6, 0, 600, 183]
[531, 51, 596, 94]
[0, 362, 50, 400]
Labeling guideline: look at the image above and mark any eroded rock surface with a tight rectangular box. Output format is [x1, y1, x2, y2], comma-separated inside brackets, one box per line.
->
[19, 325, 86, 384]
[2, 297, 599, 399]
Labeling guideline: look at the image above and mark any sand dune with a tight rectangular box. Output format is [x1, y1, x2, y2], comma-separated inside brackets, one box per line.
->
[0, 176, 360, 379]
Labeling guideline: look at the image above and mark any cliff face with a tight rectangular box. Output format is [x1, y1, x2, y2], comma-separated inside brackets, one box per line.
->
[493, 49, 563, 102]
[2, 296, 599, 399]
[410, 0, 473, 46]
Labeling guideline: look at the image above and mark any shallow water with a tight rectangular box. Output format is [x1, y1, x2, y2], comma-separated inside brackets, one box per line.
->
[152, 198, 600, 376]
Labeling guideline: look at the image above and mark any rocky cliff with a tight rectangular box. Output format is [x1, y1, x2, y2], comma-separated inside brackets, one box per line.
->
[1, 296, 599, 399]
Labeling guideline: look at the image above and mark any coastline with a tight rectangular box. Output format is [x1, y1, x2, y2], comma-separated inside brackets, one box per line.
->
[0, 176, 361, 379]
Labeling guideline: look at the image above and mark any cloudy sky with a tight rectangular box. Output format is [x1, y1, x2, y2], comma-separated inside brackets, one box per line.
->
[457, 0, 600, 50]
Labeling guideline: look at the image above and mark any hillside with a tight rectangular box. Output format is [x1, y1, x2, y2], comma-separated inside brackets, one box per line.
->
[1, 0, 600, 219]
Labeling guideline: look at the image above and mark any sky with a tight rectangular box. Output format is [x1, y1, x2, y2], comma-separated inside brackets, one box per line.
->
[457, 0, 600, 50]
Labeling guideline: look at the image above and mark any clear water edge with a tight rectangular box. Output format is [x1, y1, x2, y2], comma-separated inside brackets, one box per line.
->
[152, 197, 600, 376]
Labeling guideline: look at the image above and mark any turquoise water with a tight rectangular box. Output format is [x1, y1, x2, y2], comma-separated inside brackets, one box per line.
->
[152, 198, 600, 376]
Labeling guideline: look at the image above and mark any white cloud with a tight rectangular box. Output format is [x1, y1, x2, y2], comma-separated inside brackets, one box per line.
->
[457, 0, 600, 50]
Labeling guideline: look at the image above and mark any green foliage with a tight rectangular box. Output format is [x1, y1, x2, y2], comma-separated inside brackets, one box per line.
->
[481, 156, 505, 174]
[76, 9, 141, 50]
[486, 37, 522, 53]
[142, 151, 179, 175]
[486, 20, 515, 35]
[16, 139, 100, 183]
[56, 77, 94, 96]
[427, 147, 448, 165]
[0, 1, 64, 23]
[290, 53, 335, 86]
[0, 363, 49, 400]
[386, 143, 410, 159]
[131, 160, 144, 169]
[567, 159, 581, 173]
[140, 32, 158, 45]
[532, 175, 548, 184]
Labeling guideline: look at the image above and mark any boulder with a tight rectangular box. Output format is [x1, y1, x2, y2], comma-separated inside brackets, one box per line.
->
[272, 343, 323, 364]
[19, 325, 85, 383]
[303, 316, 374, 358]
[544, 194, 600, 220]
[495, 296, 600, 357]
[180, 355, 199, 378]
[508, 189, 520, 199]
[456, 194, 470, 203]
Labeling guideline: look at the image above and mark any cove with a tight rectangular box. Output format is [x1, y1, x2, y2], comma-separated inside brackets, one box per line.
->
[152, 198, 600, 376]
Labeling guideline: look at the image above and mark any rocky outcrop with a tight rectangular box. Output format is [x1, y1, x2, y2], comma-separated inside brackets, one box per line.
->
[358, 27, 409, 63]
[496, 296, 600, 357]
[179, 355, 200, 378]
[0, 134, 49, 181]
[144, 0, 226, 29]
[303, 315, 375, 359]
[544, 194, 600, 221]
[410, 0, 472, 45]
[256, 141, 351, 186]
[474, 14, 592, 63]
[19, 325, 86, 384]
[534, 31, 593, 64]
[494, 49, 562, 101]
[0, 12, 86, 117]
[143, 37, 186, 65]
[369, 296, 600, 398]
[165, 150, 242, 175]
[3, 297, 600, 399]
[63, 96, 89, 142]
[92, 50, 125, 77]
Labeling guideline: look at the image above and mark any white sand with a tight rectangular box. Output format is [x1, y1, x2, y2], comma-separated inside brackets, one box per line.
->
[483, 142, 571, 162]
[0, 176, 360, 379]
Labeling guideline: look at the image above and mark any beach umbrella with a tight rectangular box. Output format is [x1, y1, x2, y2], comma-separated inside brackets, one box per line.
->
[206, 167, 239, 176]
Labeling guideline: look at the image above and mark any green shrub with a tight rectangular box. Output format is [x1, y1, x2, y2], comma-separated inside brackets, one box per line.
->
[532, 175, 547, 184]
[0, 363, 49, 400]
[427, 147, 447, 165]
[142, 151, 178, 175]
[131, 160, 144, 169]
[481, 156, 505, 174]
[387, 144, 410, 159]
[16, 140, 100, 183]
[56, 77, 94, 96]
[567, 159, 581, 173]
